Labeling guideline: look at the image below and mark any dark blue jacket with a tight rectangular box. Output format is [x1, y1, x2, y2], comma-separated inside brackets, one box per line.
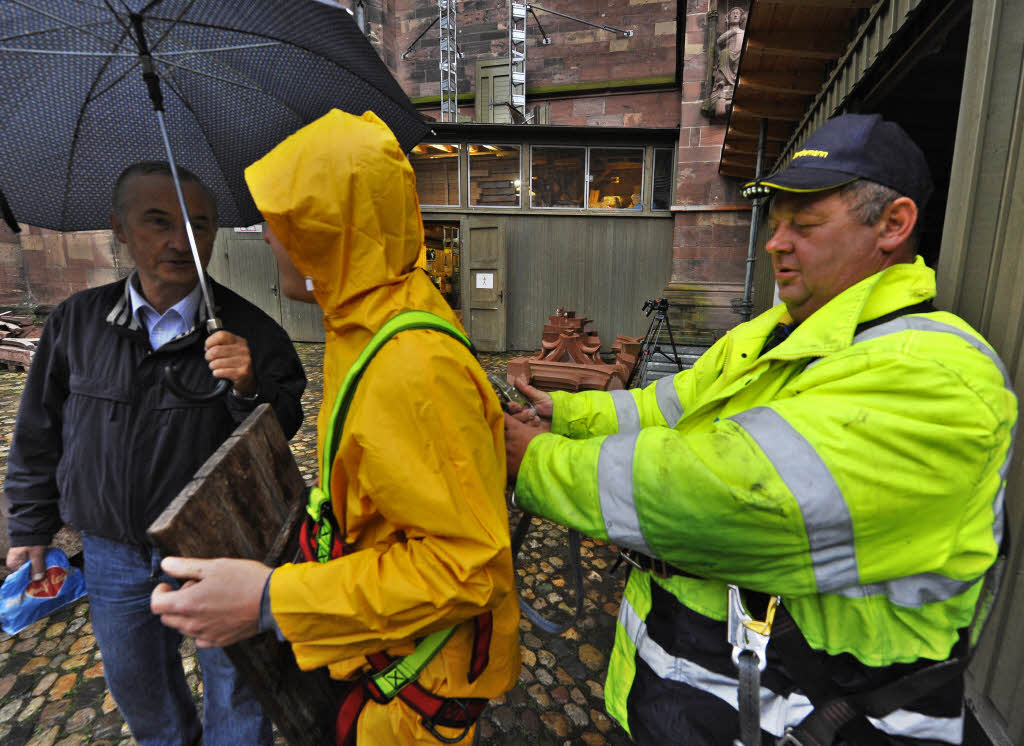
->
[5, 275, 306, 548]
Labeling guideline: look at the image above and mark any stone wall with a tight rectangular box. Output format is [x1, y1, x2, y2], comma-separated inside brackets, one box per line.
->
[0, 225, 127, 308]
[393, 0, 677, 101]
[418, 88, 681, 127]
[669, 0, 752, 336]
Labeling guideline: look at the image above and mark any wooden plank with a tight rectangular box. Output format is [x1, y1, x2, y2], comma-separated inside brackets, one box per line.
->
[506, 215, 673, 351]
[147, 404, 340, 746]
[738, 70, 824, 96]
[746, 31, 848, 60]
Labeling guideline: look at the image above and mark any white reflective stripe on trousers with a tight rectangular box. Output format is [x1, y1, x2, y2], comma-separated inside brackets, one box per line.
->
[596, 432, 653, 556]
[618, 597, 963, 743]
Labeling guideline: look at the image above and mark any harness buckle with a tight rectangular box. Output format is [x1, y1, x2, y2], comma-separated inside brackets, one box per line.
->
[306, 485, 329, 522]
[727, 584, 779, 672]
[421, 698, 472, 744]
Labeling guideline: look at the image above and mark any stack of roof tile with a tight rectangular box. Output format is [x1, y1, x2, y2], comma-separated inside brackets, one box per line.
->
[0, 312, 41, 372]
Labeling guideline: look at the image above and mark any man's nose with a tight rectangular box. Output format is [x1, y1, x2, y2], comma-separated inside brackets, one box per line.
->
[168, 222, 191, 253]
[764, 225, 791, 254]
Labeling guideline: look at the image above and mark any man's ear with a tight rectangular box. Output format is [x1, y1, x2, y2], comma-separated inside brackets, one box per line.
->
[109, 211, 127, 244]
[877, 197, 917, 254]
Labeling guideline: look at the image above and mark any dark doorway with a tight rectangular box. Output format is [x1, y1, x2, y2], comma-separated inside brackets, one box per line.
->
[848, 0, 972, 268]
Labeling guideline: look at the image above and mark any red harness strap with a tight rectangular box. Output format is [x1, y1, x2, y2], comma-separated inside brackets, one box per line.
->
[299, 508, 347, 563]
[334, 612, 494, 745]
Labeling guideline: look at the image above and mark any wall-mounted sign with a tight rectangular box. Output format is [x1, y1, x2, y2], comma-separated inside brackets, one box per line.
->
[476, 272, 494, 289]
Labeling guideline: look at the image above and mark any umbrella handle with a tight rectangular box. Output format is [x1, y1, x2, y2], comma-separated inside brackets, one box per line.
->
[162, 362, 231, 403]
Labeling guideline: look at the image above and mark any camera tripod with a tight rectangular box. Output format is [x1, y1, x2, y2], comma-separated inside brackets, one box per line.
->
[626, 298, 684, 388]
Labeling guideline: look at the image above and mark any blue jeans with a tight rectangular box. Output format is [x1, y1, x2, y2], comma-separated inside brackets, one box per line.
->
[82, 533, 273, 746]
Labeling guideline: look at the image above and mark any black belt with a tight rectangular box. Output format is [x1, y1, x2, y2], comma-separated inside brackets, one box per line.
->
[613, 548, 696, 579]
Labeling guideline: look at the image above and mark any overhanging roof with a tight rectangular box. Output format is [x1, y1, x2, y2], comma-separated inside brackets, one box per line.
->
[720, 0, 875, 181]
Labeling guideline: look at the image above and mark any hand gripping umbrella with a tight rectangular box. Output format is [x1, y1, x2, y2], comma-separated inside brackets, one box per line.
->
[1, 0, 430, 398]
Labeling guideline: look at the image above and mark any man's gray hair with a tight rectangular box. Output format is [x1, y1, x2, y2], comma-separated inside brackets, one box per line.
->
[837, 179, 901, 226]
[839, 179, 918, 250]
[112, 161, 218, 224]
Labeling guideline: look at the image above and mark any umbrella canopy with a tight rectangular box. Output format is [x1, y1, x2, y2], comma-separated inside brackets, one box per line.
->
[0, 0, 430, 231]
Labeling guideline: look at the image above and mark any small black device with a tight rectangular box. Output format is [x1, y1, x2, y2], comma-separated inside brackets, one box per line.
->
[627, 297, 683, 388]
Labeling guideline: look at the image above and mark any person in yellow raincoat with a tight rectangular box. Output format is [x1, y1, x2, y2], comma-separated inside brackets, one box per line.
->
[150, 109, 521, 744]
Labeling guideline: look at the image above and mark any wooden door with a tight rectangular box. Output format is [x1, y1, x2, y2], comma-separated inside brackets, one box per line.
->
[475, 58, 512, 123]
[209, 228, 281, 323]
[209, 228, 325, 342]
[464, 217, 507, 351]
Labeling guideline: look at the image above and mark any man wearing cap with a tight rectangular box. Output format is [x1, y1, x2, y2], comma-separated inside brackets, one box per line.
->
[505, 113, 1017, 745]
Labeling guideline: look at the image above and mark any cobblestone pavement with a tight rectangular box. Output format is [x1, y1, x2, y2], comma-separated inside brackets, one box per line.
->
[0, 344, 631, 745]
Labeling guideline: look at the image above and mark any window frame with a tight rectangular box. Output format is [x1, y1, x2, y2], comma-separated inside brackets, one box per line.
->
[529, 144, 588, 210]
[410, 143, 463, 208]
[585, 145, 646, 212]
[650, 147, 675, 212]
[467, 143, 523, 209]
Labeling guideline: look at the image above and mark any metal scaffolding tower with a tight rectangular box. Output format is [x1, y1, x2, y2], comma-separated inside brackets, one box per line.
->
[439, 0, 458, 122]
[402, 1, 635, 123]
[508, 3, 528, 122]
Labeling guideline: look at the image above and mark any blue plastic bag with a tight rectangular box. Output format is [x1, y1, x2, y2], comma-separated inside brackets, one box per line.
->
[0, 548, 88, 635]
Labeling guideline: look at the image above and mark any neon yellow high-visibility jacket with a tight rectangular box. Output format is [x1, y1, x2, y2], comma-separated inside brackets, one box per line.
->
[516, 257, 1016, 745]
[246, 110, 520, 745]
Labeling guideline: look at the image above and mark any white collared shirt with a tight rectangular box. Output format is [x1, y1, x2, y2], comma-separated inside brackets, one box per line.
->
[128, 280, 201, 350]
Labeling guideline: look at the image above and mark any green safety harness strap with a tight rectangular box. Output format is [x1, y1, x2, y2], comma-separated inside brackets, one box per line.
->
[306, 310, 473, 563]
[297, 311, 489, 744]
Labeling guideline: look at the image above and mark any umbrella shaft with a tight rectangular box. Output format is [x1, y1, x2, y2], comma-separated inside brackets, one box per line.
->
[154, 110, 218, 326]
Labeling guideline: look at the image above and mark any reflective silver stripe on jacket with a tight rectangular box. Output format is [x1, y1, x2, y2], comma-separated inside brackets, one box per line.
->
[655, 375, 684, 427]
[813, 315, 1016, 559]
[610, 390, 641, 433]
[618, 596, 962, 742]
[729, 406, 858, 592]
[597, 432, 653, 556]
[611, 377, 684, 431]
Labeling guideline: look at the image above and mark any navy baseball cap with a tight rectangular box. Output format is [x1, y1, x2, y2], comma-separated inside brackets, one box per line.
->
[742, 113, 933, 208]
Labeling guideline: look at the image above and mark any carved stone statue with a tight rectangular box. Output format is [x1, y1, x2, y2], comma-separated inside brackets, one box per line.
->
[704, 6, 747, 118]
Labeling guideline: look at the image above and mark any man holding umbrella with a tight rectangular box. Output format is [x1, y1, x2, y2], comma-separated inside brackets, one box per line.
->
[4, 161, 306, 745]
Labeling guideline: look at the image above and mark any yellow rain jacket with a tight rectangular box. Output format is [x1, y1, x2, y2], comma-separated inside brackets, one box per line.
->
[245, 109, 520, 744]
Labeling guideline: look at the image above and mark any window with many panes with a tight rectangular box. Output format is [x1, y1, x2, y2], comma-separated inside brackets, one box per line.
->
[409, 142, 672, 213]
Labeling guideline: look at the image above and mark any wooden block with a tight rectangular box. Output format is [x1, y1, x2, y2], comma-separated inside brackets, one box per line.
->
[1, 338, 37, 350]
[0, 347, 32, 369]
[147, 404, 341, 745]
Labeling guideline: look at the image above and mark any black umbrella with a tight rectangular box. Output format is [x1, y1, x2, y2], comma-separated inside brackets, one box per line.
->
[1, 0, 429, 233]
[1, 0, 429, 398]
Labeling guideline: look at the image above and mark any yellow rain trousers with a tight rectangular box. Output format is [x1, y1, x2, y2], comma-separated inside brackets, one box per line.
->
[245, 110, 520, 745]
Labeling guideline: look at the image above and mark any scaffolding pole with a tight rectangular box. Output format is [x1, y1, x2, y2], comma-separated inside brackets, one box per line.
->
[440, 0, 458, 122]
[508, 2, 527, 122]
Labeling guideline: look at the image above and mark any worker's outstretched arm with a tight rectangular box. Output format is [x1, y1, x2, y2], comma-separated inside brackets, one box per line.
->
[515, 333, 1015, 598]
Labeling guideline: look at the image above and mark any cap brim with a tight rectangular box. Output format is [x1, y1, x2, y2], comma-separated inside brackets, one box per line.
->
[742, 167, 858, 199]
